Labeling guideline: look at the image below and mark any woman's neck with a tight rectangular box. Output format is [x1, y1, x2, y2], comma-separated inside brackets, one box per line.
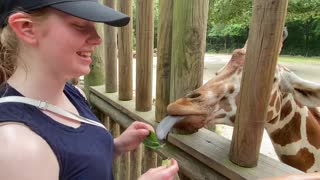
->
[7, 66, 67, 105]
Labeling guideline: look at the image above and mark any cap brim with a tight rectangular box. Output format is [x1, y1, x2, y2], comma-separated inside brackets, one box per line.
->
[51, 1, 130, 27]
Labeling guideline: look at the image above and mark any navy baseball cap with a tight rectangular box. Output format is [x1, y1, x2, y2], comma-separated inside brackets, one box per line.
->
[0, 0, 130, 28]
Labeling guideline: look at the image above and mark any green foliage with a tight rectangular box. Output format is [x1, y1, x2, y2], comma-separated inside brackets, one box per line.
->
[206, 0, 250, 52]
[161, 159, 172, 166]
[287, 0, 320, 22]
[209, 0, 251, 25]
[206, 0, 320, 56]
[315, 20, 320, 36]
[143, 131, 163, 150]
[154, 0, 159, 48]
[208, 24, 247, 37]
[130, 0, 319, 56]
[282, 19, 320, 56]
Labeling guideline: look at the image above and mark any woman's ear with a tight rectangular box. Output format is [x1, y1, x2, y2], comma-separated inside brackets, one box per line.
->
[7, 12, 38, 45]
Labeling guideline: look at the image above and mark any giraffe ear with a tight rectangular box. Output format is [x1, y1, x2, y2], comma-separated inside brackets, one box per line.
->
[279, 71, 320, 107]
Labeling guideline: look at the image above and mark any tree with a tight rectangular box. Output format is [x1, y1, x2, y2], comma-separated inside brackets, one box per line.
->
[206, 0, 320, 56]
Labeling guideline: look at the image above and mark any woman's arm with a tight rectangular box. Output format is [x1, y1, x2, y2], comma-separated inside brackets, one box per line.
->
[0, 123, 59, 180]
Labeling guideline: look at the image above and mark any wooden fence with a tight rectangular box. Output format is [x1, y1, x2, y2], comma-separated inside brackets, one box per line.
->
[84, 0, 304, 179]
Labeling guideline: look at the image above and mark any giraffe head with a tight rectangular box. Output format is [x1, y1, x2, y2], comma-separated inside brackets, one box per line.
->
[157, 47, 320, 137]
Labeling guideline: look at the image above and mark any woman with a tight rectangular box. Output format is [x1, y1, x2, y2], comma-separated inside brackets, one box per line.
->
[0, 0, 179, 179]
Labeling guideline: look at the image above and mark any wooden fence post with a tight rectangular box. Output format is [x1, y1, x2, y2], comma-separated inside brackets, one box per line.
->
[170, 0, 209, 101]
[130, 145, 142, 179]
[136, 0, 154, 111]
[142, 147, 157, 173]
[229, 0, 288, 167]
[155, 0, 174, 122]
[118, 0, 133, 100]
[119, 127, 131, 180]
[104, 0, 118, 93]
[110, 120, 121, 180]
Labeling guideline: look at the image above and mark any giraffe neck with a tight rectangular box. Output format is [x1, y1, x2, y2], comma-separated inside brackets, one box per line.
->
[265, 92, 320, 172]
[209, 84, 320, 172]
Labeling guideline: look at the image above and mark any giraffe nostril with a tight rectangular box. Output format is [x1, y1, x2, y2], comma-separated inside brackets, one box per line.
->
[186, 92, 201, 99]
[273, 77, 277, 82]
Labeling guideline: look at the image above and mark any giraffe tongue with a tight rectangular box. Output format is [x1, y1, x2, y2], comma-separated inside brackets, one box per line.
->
[156, 115, 185, 140]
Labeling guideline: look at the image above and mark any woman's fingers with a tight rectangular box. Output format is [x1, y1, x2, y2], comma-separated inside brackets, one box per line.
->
[138, 159, 179, 180]
[154, 159, 179, 176]
[167, 159, 179, 173]
[137, 129, 150, 140]
[147, 165, 168, 173]
[159, 159, 179, 179]
[132, 121, 154, 132]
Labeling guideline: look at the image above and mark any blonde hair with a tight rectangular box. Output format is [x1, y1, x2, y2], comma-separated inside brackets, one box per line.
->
[0, 26, 17, 85]
[0, 8, 49, 85]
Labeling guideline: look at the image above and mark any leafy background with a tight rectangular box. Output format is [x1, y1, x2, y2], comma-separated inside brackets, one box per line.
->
[131, 0, 320, 57]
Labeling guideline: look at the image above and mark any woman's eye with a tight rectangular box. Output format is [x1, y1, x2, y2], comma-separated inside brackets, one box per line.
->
[73, 24, 86, 30]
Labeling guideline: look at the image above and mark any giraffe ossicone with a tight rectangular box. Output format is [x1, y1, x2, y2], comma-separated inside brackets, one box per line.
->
[157, 47, 320, 173]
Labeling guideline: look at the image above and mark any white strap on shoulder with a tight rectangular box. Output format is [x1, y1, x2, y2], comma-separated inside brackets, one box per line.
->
[0, 96, 106, 130]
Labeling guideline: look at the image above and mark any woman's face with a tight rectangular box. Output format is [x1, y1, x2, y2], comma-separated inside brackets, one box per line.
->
[34, 8, 102, 80]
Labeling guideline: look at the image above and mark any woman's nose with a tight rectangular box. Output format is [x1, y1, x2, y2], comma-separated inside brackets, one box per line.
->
[87, 29, 102, 45]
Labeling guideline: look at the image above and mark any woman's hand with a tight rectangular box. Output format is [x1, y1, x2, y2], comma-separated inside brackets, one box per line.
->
[113, 121, 153, 158]
[138, 159, 179, 180]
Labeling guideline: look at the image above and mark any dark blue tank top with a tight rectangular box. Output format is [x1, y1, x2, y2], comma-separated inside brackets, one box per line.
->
[0, 83, 114, 180]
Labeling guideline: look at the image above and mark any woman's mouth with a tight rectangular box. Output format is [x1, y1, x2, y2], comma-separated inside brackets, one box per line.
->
[77, 51, 92, 58]
[76, 51, 92, 64]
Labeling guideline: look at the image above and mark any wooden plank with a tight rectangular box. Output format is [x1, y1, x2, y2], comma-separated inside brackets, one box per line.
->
[170, 0, 208, 101]
[119, 127, 130, 180]
[90, 85, 157, 127]
[104, 0, 118, 93]
[118, 0, 133, 100]
[89, 93, 134, 128]
[155, 0, 174, 122]
[119, 152, 130, 180]
[169, 129, 303, 180]
[136, 0, 154, 111]
[142, 147, 157, 173]
[229, 0, 288, 167]
[130, 145, 142, 179]
[102, 113, 110, 129]
[89, 86, 303, 179]
[110, 119, 121, 180]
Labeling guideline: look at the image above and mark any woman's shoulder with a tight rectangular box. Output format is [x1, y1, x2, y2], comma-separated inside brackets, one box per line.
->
[0, 122, 59, 180]
[0, 122, 49, 146]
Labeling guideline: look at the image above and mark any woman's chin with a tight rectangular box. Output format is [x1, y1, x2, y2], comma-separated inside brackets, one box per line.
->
[76, 68, 90, 76]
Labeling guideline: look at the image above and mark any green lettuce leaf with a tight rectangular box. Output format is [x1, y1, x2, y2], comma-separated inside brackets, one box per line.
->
[143, 131, 163, 150]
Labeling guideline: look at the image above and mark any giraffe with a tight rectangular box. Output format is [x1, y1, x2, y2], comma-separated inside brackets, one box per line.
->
[156, 47, 320, 173]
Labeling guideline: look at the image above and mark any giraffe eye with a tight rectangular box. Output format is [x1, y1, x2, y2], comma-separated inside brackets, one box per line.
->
[186, 92, 201, 99]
